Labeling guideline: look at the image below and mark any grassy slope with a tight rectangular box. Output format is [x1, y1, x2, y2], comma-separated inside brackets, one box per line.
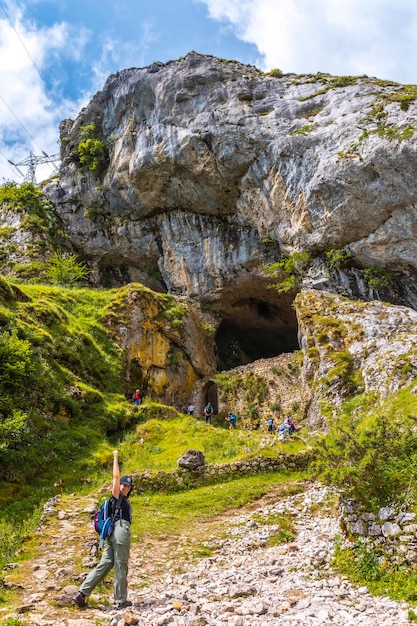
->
[0, 277, 309, 585]
[1, 273, 417, 610]
[0, 281, 132, 502]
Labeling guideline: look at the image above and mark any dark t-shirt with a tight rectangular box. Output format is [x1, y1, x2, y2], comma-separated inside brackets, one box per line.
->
[110, 494, 132, 523]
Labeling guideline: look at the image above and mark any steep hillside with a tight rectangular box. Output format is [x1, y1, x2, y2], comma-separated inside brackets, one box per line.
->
[0, 278, 216, 490]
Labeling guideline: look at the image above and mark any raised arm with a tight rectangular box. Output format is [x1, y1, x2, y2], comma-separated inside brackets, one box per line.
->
[111, 450, 120, 498]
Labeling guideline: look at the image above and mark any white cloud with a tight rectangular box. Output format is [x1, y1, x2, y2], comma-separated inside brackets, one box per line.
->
[0, 3, 86, 183]
[90, 20, 159, 95]
[199, 0, 417, 83]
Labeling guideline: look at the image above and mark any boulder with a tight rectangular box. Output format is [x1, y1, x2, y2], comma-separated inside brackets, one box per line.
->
[177, 449, 205, 470]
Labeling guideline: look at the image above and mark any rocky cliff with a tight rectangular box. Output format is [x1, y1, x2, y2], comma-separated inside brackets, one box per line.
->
[44, 52, 417, 302]
[5, 52, 417, 424]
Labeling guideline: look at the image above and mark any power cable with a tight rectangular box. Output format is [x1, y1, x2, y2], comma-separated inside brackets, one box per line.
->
[0, 96, 58, 179]
[0, 0, 68, 119]
[0, 147, 20, 179]
[0, 95, 40, 149]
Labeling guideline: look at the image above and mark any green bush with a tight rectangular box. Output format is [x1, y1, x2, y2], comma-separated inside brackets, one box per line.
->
[77, 122, 109, 176]
[325, 248, 353, 270]
[364, 267, 395, 290]
[46, 251, 90, 286]
[267, 68, 284, 78]
[313, 402, 417, 509]
[78, 138, 108, 175]
[266, 251, 310, 293]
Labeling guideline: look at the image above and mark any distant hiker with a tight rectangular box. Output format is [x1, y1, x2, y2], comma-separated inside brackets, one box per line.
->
[73, 450, 134, 610]
[286, 416, 296, 434]
[204, 402, 214, 424]
[228, 412, 237, 430]
[278, 417, 296, 437]
[187, 403, 195, 416]
[267, 417, 275, 433]
[132, 389, 141, 406]
[278, 422, 290, 436]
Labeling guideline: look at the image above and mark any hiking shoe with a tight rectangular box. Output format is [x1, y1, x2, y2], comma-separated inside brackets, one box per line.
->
[73, 591, 87, 608]
[116, 600, 132, 609]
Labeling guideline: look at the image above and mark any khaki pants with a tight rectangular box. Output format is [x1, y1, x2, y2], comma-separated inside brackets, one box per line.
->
[80, 519, 131, 604]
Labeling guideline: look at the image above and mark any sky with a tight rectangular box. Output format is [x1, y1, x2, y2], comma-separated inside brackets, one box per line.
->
[1, 0, 417, 184]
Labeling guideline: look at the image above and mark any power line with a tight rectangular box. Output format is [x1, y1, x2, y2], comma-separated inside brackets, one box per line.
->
[0, 0, 67, 119]
[0, 93, 58, 175]
[0, 147, 19, 179]
[0, 95, 41, 150]
[0, 93, 60, 182]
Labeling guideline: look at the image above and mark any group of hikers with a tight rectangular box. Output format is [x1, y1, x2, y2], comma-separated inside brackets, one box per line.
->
[132, 391, 294, 436]
[185, 402, 238, 429]
[131, 393, 238, 429]
[267, 415, 297, 436]
[134, 392, 294, 436]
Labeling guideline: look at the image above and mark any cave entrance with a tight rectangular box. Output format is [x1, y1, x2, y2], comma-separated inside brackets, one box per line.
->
[213, 279, 299, 371]
[201, 380, 218, 414]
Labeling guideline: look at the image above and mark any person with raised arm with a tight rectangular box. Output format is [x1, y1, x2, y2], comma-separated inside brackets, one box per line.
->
[73, 450, 133, 610]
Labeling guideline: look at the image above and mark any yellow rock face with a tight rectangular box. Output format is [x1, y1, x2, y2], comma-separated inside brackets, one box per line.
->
[104, 283, 216, 408]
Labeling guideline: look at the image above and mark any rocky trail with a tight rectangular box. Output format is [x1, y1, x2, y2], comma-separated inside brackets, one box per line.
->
[1, 484, 413, 626]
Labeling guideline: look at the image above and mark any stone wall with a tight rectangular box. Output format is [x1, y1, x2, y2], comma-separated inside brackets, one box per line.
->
[117, 452, 312, 495]
[340, 499, 417, 563]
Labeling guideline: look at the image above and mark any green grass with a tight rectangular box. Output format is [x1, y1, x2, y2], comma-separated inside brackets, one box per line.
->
[313, 382, 417, 509]
[333, 538, 417, 606]
[118, 410, 307, 471]
[130, 471, 308, 540]
[0, 281, 134, 493]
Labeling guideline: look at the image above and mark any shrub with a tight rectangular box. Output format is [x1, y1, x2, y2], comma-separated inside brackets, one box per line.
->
[267, 68, 284, 78]
[326, 248, 353, 270]
[3, 617, 25, 626]
[266, 251, 310, 293]
[46, 251, 90, 286]
[77, 122, 109, 177]
[161, 301, 187, 328]
[364, 267, 395, 290]
[314, 408, 417, 509]
[78, 138, 108, 176]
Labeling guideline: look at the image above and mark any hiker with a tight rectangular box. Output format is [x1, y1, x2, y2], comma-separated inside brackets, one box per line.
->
[203, 402, 214, 424]
[286, 416, 296, 434]
[278, 417, 296, 437]
[267, 417, 275, 433]
[73, 450, 133, 610]
[228, 412, 237, 430]
[132, 389, 141, 406]
[187, 403, 195, 416]
[278, 421, 290, 436]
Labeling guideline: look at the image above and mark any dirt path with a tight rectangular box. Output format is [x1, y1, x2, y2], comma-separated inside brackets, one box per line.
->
[0, 484, 306, 625]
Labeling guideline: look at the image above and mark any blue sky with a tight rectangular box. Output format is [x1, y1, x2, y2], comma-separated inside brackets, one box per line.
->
[1, 0, 417, 182]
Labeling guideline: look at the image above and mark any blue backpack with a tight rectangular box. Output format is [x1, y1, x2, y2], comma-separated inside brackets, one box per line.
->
[94, 497, 122, 549]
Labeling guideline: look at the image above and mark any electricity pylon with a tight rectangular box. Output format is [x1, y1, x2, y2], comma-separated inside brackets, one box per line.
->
[8, 151, 60, 185]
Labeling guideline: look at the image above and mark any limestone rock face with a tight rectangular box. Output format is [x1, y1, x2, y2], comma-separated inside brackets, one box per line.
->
[34, 53, 417, 425]
[103, 284, 217, 408]
[295, 290, 417, 427]
[44, 52, 417, 300]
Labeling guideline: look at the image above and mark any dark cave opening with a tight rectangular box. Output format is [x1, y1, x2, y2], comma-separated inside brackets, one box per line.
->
[213, 287, 299, 371]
